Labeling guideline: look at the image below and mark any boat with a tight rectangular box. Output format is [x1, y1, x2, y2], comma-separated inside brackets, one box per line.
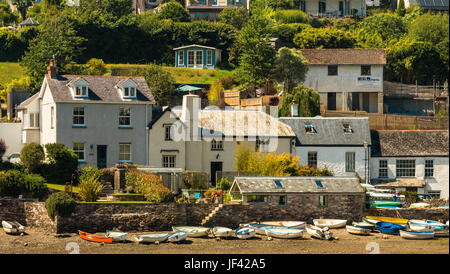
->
[105, 231, 129, 242]
[313, 219, 347, 229]
[346, 225, 371, 235]
[409, 203, 430, 209]
[375, 222, 406, 235]
[211, 227, 234, 238]
[167, 231, 188, 243]
[409, 220, 448, 231]
[365, 216, 409, 225]
[305, 224, 327, 240]
[134, 233, 170, 243]
[400, 230, 435, 240]
[373, 206, 401, 209]
[362, 217, 380, 225]
[259, 221, 306, 229]
[2, 221, 25, 234]
[247, 223, 283, 235]
[264, 227, 304, 239]
[78, 230, 113, 243]
[235, 227, 256, 239]
[172, 226, 210, 237]
[368, 201, 402, 207]
[408, 222, 435, 232]
[352, 222, 375, 230]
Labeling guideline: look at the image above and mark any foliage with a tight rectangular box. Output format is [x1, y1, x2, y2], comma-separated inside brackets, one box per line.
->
[293, 27, 357, 49]
[125, 169, 173, 203]
[157, 0, 190, 22]
[99, 167, 115, 185]
[78, 177, 103, 202]
[274, 9, 310, 24]
[435, 110, 449, 117]
[42, 143, 79, 185]
[23, 173, 48, 200]
[182, 172, 209, 190]
[0, 27, 39, 62]
[217, 177, 231, 191]
[272, 47, 309, 93]
[137, 63, 175, 106]
[84, 58, 106, 75]
[278, 85, 320, 117]
[237, 7, 276, 88]
[358, 13, 406, 46]
[400, 191, 421, 204]
[79, 166, 101, 183]
[0, 138, 6, 159]
[208, 79, 222, 106]
[20, 142, 44, 174]
[45, 191, 77, 219]
[395, 0, 406, 17]
[270, 23, 310, 45]
[0, 3, 18, 25]
[13, 0, 32, 20]
[219, 6, 249, 30]
[297, 165, 334, 176]
[0, 170, 48, 200]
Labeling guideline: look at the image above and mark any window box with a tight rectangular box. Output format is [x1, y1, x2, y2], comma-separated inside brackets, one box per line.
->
[72, 125, 87, 128]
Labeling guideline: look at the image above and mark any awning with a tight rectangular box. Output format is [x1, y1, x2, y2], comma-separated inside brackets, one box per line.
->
[175, 85, 203, 93]
[375, 179, 425, 188]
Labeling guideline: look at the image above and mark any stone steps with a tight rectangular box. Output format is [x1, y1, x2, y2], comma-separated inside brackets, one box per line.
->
[201, 204, 224, 226]
[99, 181, 114, 197]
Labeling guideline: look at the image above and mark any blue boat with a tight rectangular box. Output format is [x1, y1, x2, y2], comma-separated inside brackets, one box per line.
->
[375, 222, 406, 235]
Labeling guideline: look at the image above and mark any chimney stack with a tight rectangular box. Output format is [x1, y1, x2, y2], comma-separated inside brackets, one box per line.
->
[181, 94, 201, 141]
[47, 59, 57, 79]
[290, 100, 299, 117]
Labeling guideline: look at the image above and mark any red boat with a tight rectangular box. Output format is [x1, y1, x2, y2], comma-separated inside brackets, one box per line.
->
[78, 230, 113, 243]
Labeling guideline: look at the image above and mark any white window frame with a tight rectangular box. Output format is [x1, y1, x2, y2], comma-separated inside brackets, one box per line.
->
[195, 50, 203, 67]
[211, 139, 223, 151]
[119, 143, 132, 162]
[119, 107, 131, 126]
[178, 50, 184, 66]
[319, 195, 328, 207]
[308, 151, 317, 168]
[123, 86, 136, 98]
[72, 107, 85, 126]
[207, 50, 213, 66]
[164, 124, 173, 141]
[73, 142, 85, 161]
[75, 85, 88, 98]
[379, 159, 388, 178]
[345, 152, 355, 172]
[50, 106, 54, 129]
[162, 155, 176, 168]
[425, 159, 434, 178]
[29, 113, 39, 128]
[396, 159, 416, 177]
[187, 50, 195, 66]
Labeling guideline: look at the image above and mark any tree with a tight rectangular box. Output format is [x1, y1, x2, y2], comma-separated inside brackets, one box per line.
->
[358, 13, 406, 46]
[101, 0, 133, 18]
[237, 8, 276, 88]
[0, 3, 18, 25]
[0, 139, 6, 159]
[272, 47, 309, 94]
[395, 0, 406, 17]
[157, 0, 190, 22]
[20, 142, 44, 173]
[293, 27, 356, 49]
[219, 6, 249, 30]
[84, 58, 106, 75]
[21, 14, 86, 92]
[13, 0, 32, 21]
[139, 64, 175, 106]
[274, 9, 310, 24]
[43, 143, 78, 185]
[278, 85, 320, 117]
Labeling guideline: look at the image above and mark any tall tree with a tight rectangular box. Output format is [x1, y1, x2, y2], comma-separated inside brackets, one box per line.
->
[272, 47, 309, 94]
[13, 0, 32, 21]
[157, 0, 190, 22]
[278, 85, 320, 117]
[219, 6, 249, 30]
[138, 64, 175, 106]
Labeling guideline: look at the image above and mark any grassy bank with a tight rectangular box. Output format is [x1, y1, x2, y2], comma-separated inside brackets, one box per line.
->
[46, 183, 80, 194]
[0, 62, 25, 87]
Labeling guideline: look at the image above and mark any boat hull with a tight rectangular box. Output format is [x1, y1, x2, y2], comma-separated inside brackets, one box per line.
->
[134, 233, 169, 243]
[260, 221, 306, 229]
[352, 222, 375, 230]
[79, 230, 113, 243]
[235, 227, 256, 239]
[2, 221, 25, 234]
[313, 219, 347, 229]
[247, 223, 283, 235]
[211, 227, 234, 238]
[365, 216, 408, 225]
[375, 222, 406, 235]
[264, 228, 304, 239]
[105, 231, 129, 242]
[400, 230, 434, 240]
[172, 226, 210, 237]
[168, 231, 188, 242]
[305, 225, 326, 240]
[346, 225, 371, 235]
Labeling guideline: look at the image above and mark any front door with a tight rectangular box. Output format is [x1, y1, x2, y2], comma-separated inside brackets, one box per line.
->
[339, 1, 344, 16]
[97, 145, 107, 169]
[327, 92, 336, 110]
[210, 162, 223, 186]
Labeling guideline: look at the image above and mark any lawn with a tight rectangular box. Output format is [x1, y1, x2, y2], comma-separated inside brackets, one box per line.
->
[46, 183, 80, 194]
[0, 62, 25, 87]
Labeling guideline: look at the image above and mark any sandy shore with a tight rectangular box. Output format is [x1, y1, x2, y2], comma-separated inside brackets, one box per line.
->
[0, 227, 448, 254]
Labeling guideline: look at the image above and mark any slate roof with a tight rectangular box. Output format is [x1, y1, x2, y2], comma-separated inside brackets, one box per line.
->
[370, 130, 449, 157]
[16, 93, 39, 109]
[20, 17, 39, 26]
[44, 75, 155, 104]
[416, 0, 449, 10]
[279, 117, 371, 146]
[299, 49, 386, 65]
[374, 179, 426, 188]
[230, 176, 364, 195]
[170, 108, 296, 138]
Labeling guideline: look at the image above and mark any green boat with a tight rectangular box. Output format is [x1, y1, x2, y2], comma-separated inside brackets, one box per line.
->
[367, 201, 402, 207]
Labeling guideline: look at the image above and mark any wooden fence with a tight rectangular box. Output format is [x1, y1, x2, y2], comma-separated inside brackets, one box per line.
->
[383, 81, 448, 98]
[321, 110, 449, 130]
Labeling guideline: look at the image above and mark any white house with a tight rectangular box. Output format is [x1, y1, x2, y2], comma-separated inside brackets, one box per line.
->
[300, 49, 386, 113]
[370, 130, 449, 199]
[148, 94, 296, 184]
[395, 0, 449, 11]
[15, 60, 155, 169]
[298, 0, 367, 17]
[186, 0, 250, 21]
[279, 117, 371, 181]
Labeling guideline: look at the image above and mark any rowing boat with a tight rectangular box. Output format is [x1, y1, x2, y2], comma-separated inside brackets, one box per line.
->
[375, 222, 406, 235]
[2, 221, 25, 234]
[172, 226, 210, 237]
[352, 222, 375, 230]
[235, 227, 256, 239]
[134, 233, 170, 243]
[346, 225, 371, 235]
[400, 230, 434, 240]
[167, 231, 188, 242]
[365, 216, 409, 224]
[408, 222, 435, 232]
[313, 219, 347, 229]
[264, 227, 304, 239]
[368, 201, 402, 207]
[247, 223, 283, 235]
[211, 226, 234, 238]
[305, 224, 329, 240]
[78, 230, 113, 243]
[105, 231, 129, 242]
[409, 220, 448, 231]
[259, 221, 306, 229]
[362, 217, 380, 225]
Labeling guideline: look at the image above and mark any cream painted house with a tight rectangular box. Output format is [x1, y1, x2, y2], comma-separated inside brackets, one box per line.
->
[370, 130, 449, 199]
[300, 49, 386, 113]
[298, 0, 367, 17]
[16, 60, 155, 169]
[148, 94, 296, 184]
[186, 0, 250, 21]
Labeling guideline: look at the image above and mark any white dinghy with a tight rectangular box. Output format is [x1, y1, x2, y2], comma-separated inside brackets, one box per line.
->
[260, 221, 306, 229]
[313, 219, 347, 229]
[305, 224, 327, 240]
[172, 226, 210, 238]
[2, 221, 25, 234]
[264, 227, 304, 239]
[134, 233, 170, 243]
[105, 231, 129, 242]
[346, 225, 371, 235]
[167, 231, 188, 243]
[352, 222, 375, 230]
[235, 227, 256, 239]
[408, 223, 435, 232]
[211, 227, 234, 238]
[400, 230, 435, 240]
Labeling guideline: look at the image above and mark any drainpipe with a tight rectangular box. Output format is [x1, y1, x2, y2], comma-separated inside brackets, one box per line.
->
[145, 104, 149, 166]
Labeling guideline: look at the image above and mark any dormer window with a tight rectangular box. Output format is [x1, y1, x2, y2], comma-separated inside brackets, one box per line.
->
[124, 87, 136, 98]
[343, 123, 353, 133]
[305, 124, 316, 134]
[75, 85, 88, 97]
[117, 78, 138, 99]
[68, 77, 90, 99]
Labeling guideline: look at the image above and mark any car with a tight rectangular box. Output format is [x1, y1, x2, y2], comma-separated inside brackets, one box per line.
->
[7, 153, 21, 163]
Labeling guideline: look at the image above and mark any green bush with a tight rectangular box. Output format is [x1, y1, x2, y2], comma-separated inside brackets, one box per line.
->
[23, 173, 48, 200]
[275, 9, 310, 24]
[42, 143, 78, 185]
[0, 170, 47, 200]
[125, 169, 173, 203]
[78, 177, 103, 202]
[79, 166, 101, 183]
[45, 192, 77, 219]
[217, 177, 231, 191]
[20, 142, 44, 173]
[400, 191, 421, 203]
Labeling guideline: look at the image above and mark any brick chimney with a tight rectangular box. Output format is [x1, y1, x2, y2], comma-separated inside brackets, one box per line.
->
[290, 99, 299, 117]
[47, 59, 57, 79]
